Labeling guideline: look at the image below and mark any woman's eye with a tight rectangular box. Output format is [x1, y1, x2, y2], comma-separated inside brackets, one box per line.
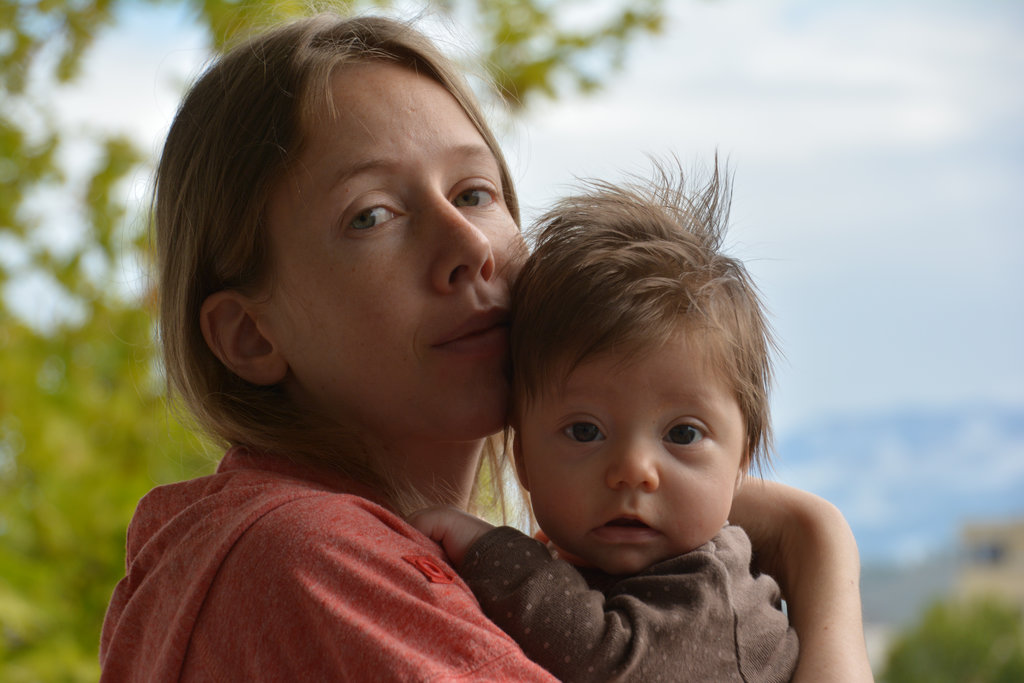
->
[350, 206, 394, 230]
[666, 425, 703, 445]
[564, 422, 603, 443]
[452, 189, 493, 208]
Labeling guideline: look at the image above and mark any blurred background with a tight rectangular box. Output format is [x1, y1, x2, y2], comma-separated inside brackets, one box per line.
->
[1, 0, 1022, 679]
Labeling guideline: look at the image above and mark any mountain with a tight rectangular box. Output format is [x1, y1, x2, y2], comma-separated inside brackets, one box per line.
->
[770, 404, 1024, 566]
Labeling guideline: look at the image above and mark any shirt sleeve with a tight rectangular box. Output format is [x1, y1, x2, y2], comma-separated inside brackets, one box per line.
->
[460, 525, 797, 683]
[183, 494, 557, 682]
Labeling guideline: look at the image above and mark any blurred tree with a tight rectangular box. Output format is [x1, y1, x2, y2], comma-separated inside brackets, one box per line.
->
[880, 597, 1024, 683]
[0, 0, 664, 679]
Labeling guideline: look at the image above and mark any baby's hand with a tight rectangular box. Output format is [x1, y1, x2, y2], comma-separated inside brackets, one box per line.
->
[407, 506, 495, 568]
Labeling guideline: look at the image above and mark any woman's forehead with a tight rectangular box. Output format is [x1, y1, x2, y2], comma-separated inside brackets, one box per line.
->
[296, 61, 498, 176]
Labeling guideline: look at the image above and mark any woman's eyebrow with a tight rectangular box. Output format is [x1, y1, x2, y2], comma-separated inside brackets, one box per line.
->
[328, 154, 399, 187]
[447, 142, 500, 168]
[330, 143, 499, 187]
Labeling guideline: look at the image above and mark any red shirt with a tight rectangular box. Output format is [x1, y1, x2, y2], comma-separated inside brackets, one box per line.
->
[100, 447, 555, 681]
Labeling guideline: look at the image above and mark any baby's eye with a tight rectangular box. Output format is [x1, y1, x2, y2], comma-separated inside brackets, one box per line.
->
[350, 206, 394, 230]
[564, 422, 603, 443]
[452, 189, 493, 208]
[666, 424, 703, 445]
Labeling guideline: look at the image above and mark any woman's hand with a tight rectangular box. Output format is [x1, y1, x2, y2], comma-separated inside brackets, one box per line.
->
[731, 480, 874, 683]
[408, 506, 496, 568]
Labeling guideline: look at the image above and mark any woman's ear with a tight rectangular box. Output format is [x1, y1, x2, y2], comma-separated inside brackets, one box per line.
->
[512, 430, 531, 492]
[200, 290, 288, 386]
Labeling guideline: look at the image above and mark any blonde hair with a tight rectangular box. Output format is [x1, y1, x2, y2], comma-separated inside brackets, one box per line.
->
[510, 160, 776, 470]
[156, 14, 519, 513]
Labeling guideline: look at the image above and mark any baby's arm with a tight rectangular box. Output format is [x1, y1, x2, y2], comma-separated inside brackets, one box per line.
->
[459, 527, 787, 683]
[409, 516, 640, 679]
[407, 506, 495, 567]
[730, 480, 873, 683]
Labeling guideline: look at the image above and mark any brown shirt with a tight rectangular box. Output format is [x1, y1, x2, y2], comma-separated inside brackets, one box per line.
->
[462, 524, 798, 683]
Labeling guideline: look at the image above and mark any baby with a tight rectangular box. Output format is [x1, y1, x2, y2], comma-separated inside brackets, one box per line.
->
[411, 162, 798, 682]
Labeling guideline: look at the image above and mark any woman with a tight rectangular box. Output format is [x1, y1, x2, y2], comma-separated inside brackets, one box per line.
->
[100, 14, 871, 681]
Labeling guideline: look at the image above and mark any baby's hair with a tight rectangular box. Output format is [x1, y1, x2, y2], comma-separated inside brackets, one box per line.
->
[155, 14, 517, 512]
[509, 159, 776, 470]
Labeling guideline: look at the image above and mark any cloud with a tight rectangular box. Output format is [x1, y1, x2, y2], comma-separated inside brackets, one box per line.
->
[774, 406, 1024, 563]
[515, 0, 1023, 171]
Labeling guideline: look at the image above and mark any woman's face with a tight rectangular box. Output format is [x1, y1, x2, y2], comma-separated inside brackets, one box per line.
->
[257, 61, 521, 454]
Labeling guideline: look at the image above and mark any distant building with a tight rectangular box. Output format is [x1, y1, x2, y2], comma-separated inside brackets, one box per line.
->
[958, 518, 1024, 615]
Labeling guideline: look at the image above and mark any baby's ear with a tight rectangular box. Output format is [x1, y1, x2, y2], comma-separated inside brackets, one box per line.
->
[200, 290, 288, 386]
[511, 429, 531, 492]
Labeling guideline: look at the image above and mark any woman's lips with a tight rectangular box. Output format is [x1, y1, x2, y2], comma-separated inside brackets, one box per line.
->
[436, 324, 507, 355]
[433, 309, 509, 356]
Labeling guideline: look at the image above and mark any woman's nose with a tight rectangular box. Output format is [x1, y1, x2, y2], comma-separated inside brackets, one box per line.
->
[427, 200, 496, 293]
[605, 444, 660, 493]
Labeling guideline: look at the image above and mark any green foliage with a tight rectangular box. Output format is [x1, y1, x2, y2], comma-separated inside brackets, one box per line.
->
[880, 597, 1024, 683]
[0, 0, 119, 94]
[0, 308, 215, 681]
[193, 0, 371, 50]
[461, 0, 665, 108]
[0, 0, 664, 678]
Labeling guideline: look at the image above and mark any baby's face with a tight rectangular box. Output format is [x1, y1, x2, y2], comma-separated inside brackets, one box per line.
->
[515, 333, 747, 575]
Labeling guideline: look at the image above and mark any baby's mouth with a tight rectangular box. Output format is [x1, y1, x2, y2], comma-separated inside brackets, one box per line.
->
[592, 517, 659, 543]
[605, 518, 650, 528]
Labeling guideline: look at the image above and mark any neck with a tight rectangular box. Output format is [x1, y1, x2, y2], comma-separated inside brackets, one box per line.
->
[380, 436, 486, 511]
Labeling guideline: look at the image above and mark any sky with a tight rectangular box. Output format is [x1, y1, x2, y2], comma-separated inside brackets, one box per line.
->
[18, 0, 1024, 522]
